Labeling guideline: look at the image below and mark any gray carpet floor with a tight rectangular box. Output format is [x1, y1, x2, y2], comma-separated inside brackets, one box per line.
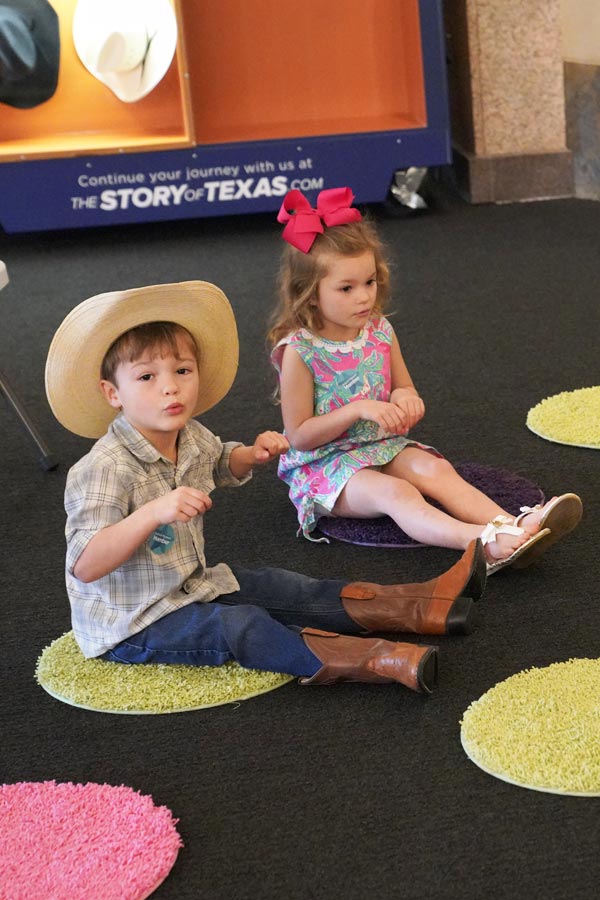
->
[1, 197, 599, 899]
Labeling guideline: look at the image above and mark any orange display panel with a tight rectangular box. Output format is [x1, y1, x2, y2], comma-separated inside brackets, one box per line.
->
[0, 0, 193, 161]
[181, 0, 427, 144]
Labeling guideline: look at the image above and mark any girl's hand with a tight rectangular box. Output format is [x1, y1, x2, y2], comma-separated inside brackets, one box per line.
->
[251, 431, 290, 464]
[150, 487, 212, 525]
[357, 399, 412, 435]
[390, 390, 425, 431]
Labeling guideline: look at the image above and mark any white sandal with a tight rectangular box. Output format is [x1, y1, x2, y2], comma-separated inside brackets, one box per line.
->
[481, 515, 551, 575]
[514, 506, 539, 527]
[508, 493, 582, 570]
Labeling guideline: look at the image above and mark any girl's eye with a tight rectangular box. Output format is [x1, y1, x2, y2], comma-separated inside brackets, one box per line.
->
[341, 285, 352, 293]
[367, 278, 376, 286]
[139, 373, 153, 381]
[177, 367, 192, 375]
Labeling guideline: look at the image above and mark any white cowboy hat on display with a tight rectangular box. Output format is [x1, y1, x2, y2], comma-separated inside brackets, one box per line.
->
[72, 0, 178, 103]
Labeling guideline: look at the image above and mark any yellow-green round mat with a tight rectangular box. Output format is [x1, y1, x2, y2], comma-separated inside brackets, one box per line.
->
[36, 632, 294, 714]
[526, 386, 600, 448]
[461, 658, 600, 795]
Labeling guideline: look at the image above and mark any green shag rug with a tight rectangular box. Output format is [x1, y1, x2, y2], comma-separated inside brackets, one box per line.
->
[36, 632, 294, 714]
[526, 386, 600, 448]
[461, 658, 600, 795]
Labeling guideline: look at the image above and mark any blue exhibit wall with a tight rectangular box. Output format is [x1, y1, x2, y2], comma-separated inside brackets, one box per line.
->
[0, 129, 451, 233]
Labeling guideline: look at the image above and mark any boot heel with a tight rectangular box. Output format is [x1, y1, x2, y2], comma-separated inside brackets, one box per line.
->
[445, 595, 475, 636]
[417, 647, 439, 694]
[464, 538, 487, 600]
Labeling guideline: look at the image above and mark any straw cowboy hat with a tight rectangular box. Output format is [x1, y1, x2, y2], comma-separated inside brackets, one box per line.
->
[72, 0, 178, 103]
[45, 281, 239, 439]
[0, 0, 60, 109]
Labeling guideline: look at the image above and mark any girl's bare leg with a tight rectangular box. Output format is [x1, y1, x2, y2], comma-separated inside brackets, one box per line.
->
[384, 448, 554, 538]
[333, 468, 528, 558]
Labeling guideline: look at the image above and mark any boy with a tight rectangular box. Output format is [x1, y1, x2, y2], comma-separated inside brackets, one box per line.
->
[45, 281, 486, 695]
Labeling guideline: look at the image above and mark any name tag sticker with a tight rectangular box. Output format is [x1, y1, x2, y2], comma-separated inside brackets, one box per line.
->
[150, 524, 175, 555]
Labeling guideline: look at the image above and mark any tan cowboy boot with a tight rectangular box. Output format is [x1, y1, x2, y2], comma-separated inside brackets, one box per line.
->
[300, 628, 438, 694]
[340, 538, 486, 636]
[415, 537, 486, 599]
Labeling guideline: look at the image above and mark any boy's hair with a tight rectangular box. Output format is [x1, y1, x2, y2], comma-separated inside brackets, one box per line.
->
[101, 321, 199, 385]
[267, 217, 390, 346]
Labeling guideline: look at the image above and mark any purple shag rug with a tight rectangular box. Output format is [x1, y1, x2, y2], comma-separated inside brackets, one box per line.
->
[316, 461, 545, 548]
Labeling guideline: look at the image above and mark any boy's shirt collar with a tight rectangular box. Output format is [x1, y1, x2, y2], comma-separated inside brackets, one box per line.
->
[110, 414, 199, 471]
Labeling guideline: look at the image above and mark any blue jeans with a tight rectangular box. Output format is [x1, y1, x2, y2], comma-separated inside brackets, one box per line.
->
[101, 566, 359, 676]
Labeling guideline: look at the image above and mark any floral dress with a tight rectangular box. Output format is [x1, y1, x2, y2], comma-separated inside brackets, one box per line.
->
[271, 316, 436, 539]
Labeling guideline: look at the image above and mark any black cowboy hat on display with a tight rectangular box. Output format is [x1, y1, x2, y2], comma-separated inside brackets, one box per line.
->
[0, 0, 60, 109]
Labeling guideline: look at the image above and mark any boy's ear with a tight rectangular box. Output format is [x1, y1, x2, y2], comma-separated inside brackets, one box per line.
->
[100, 380, 122, 410]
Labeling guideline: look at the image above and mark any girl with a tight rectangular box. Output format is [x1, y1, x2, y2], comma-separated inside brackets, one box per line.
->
[268, 187, 582, 573]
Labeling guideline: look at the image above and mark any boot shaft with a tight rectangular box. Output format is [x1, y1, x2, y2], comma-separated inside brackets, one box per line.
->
[300, 628, 438, 693]
[399, 538, 486, 602]
[338, 538, 485, 636]
[341, 583, 474, 635]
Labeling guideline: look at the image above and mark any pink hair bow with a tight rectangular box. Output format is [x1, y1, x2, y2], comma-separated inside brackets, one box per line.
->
[277, 187, 362, 252]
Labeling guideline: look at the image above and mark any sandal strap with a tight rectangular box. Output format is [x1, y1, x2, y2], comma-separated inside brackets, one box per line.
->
[514, 504, 542, 527]
[480, 515, 524, 546]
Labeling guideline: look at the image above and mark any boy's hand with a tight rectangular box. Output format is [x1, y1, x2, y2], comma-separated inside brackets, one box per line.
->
[251, 431, 290, 464]
[72, 486, 213, 583]
[151, 487, 212, 524]
[228, 433, 289, 478]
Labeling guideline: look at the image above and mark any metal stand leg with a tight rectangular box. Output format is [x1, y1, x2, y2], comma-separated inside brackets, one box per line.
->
[0, 369, 58, 471]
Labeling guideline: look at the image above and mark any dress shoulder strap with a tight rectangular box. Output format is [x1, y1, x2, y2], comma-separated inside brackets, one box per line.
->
[270, 329, 315, 374]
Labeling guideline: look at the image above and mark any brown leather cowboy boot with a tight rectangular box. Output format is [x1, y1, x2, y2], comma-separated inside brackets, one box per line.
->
[339, 538, 486, 636]
[341, 585, 472, 635]
[300, 628, 438, 694]
[400, 537, 486, 600]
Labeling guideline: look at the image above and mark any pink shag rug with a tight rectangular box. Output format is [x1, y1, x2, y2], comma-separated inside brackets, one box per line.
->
[0, 781, 183, 900]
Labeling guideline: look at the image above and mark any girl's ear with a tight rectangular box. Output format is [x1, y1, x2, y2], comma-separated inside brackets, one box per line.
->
[100, 380, 122, 410]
